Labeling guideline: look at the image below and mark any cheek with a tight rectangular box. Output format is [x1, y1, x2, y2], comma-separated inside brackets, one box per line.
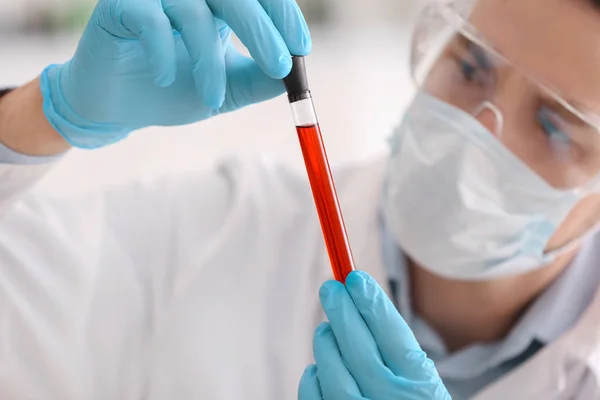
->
[546, 193, 600, 251]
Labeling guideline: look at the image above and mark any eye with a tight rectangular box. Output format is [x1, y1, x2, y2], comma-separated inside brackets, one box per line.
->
[537, 106, 571, 145]
[536, 106, 578, 164]
[460, 60, 478, 82]
[452, 42, 494, 87]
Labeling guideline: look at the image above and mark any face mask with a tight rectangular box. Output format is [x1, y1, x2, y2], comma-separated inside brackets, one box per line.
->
[382, 92, 584, 281]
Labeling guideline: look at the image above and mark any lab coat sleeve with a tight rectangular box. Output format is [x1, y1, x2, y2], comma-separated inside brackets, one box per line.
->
[96, 156, 308, 291]
[1, 156, 292, 304]
[0, 157, 292, 398]
[0, 155, 288, 304]
[97, 159, 243, 282]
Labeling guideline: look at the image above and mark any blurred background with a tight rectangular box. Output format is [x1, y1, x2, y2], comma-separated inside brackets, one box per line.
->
[0, 0, 422, 195]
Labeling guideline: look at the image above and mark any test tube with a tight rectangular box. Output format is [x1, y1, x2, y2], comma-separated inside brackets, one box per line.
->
[283, 56, 356, 283]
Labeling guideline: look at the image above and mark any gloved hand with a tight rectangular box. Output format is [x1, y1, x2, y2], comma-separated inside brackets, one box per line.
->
[40, 0, 311, 148]
[299, 271, 451, 400]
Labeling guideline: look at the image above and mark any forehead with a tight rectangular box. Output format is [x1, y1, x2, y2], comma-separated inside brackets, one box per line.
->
[469, 0, 600, 112]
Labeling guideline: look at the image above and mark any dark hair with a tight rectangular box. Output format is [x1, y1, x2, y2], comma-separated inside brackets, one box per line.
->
[0, 89, 13, 99]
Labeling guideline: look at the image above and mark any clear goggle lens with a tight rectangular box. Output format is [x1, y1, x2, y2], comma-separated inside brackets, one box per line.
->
[410, 1, 600, 190]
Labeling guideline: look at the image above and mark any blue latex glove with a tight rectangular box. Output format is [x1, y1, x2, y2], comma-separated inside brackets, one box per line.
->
[299, 271, 451, 400]
[40, 0, 311, 148]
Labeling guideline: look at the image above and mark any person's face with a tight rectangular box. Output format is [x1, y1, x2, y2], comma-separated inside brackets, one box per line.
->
[423, 0, 600, 250]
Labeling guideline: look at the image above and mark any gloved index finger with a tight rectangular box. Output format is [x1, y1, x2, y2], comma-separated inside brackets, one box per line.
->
[207, 0, 292, 79]
[256, 0, 311, 56]
[345, 271, 439, 381]
[118, 2, 177, 87]
[319, 280, 394, 398]
[163, 0, 227, 109]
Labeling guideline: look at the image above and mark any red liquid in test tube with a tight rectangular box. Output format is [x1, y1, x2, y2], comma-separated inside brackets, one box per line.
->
[295, 124, 356, 282]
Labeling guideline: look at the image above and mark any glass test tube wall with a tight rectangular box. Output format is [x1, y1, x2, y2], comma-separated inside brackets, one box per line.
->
[285, 57, 356, 283]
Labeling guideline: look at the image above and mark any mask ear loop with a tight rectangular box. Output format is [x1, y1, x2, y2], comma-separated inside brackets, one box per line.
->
[543, 216, 600, 263]
[473, 101, 504, 138]
[542, 173, 600, 262]
[554, 175, 600, 259]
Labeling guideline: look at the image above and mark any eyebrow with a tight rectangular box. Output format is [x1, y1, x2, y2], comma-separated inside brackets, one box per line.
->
[453, 34, 494, 69]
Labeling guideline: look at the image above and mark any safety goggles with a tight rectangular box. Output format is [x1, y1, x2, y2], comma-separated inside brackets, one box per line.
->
[410, 0, 600, 190]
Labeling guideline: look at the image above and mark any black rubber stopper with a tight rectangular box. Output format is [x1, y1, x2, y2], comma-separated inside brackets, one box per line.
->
[283, 56, 310, 103]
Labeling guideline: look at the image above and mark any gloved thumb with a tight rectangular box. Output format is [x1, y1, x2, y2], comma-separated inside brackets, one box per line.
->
[219, 46, 286, 113]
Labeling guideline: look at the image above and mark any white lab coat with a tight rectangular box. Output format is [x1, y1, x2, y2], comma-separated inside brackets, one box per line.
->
[0, 156, 599, 400]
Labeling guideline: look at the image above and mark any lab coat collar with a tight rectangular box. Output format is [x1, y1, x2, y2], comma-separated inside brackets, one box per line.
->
[471, 279, 600, 399]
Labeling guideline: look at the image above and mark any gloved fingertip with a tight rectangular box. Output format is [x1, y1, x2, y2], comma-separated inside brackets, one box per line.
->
[298, 364, 322, 400]
[301, 41, 312, 56]
[215, 95, 226, 110]
[271, 54, 292, 79]
[300, 30, 312, 56]
[280, 54, 293, 67]
[205, 94, 225, 111]
[346, 271, 383, 302]
[196, 64, 226, 110]
[214, 84, 226, 109]
[195, 81, 221, 110]
[304, 364, 318, 376]
[154, 70, 176, 88]
[344, 270, 369, 287]
[356, 270, 374, 281]
[318, 284, 330, 304]
[319, 280, 343, 305]
[314, 322, 330, 338]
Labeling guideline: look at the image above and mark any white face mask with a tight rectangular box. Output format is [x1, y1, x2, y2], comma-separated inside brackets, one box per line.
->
[382, 92, 584, 281]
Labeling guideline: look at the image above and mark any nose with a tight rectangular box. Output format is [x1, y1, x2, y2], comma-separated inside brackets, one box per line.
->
[473, 101, 504, 137]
